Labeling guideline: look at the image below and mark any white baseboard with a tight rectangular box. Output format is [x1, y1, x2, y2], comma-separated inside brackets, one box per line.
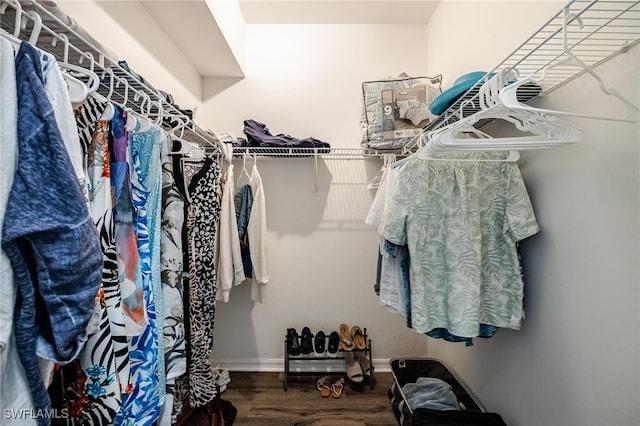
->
[211, 357, 392, 373]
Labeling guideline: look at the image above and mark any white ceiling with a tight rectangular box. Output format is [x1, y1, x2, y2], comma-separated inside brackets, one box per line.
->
[238, 1, 440, 24]
[92, 0, 440, 93]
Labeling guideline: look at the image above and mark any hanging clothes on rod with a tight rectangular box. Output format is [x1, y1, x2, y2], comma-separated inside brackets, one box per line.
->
[0, 1, 231, 425]
[0, 34, 39, 426]
[180, 155, 223, 408]
[2, 39, 104, 424]
[157, 139, 188, 426]
[369, 150, 539, 346]
[246, 157, 270, 303]
[216, 157, 246, 303]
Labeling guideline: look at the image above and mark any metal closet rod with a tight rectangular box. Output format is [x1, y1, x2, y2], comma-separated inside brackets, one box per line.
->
[0, 0, 222, 151]
[231, 147, 394, 159]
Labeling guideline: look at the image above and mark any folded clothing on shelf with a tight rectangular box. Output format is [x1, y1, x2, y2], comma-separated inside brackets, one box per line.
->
[242, 119, 331, 154]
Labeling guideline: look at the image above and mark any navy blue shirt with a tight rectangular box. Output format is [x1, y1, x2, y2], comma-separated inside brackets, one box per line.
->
[2, 42, 103, 419]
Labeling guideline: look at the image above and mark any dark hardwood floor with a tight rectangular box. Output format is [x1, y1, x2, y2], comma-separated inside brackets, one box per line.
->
[219, 371, 399, 425]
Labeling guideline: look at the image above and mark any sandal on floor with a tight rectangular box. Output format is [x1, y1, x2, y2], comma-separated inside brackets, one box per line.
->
[331, 377, 345, 398]
[350, 325, 366, 350]
[300, 327, 314, 355]
[314, 330, 326, 357]
[354, 350, 372, 376]
[339, 323, 354, 351]
[213, 366, 231, 392]
[316, 375, 333, 398]
[287, 328, 300, 356]
[326, 331, 340, 357]
[343, 351, 364, 383]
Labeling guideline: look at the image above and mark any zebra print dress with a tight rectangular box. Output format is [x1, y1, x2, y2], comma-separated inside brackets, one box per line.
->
[157, 143, 188, 425]
[184, 157, 222, 407]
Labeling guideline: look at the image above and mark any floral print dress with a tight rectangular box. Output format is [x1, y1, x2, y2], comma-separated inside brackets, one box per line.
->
[116, 122, 163, 426]
[53, 99, 130, 425]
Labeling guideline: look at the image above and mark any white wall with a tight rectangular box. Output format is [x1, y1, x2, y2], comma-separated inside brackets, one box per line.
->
[57, 1, 202, 109]
[200, 24, 436, 369]
[425, 2, 640, 426]
[426, 0, 563, 86]
[201, 24, 430, 142]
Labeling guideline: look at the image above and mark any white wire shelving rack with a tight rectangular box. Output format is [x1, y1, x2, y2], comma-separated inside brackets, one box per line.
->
[231, 146, 385, 159]
[0, 0, 223, 151]
[402, 0, 640, 154]
[2, 0, 637, 158]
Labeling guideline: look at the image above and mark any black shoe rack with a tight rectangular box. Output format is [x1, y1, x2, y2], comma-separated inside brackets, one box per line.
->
[283, 328, 374, 391]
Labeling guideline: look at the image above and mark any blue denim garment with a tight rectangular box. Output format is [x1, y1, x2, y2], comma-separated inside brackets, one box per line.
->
[426, 325, 499, 347]
[383, 240, 411, 326]
[2, 42, 103, 421]
[234, 184, 253, 279]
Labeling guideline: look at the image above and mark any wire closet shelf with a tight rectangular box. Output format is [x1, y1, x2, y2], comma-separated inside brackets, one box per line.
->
[402, 0, 640, 154]
[231, 147, 388, 159]
[0, 0, 222, 150]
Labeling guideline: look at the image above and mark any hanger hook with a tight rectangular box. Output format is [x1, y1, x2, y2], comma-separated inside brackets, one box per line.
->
[55, 33, 70, 63]
[80, 51, 95, 72]
[21, 10, 42, 45]
[154, 95, 164, 125]
[141, 93, 150, 116]
[116, 76, 129, 105]
[103, 68, 114, 100]
[134, 91, 147, 115]
[2, 0, 23, 38]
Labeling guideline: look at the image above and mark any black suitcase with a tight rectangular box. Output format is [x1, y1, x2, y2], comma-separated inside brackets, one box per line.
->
[389, 358, 507, 426]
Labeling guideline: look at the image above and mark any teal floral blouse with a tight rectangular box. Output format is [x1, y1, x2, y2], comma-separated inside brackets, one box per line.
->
[379, 152, 539, 338]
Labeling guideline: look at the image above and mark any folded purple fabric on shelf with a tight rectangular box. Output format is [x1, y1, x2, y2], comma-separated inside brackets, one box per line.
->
[242, 119, 331, 152]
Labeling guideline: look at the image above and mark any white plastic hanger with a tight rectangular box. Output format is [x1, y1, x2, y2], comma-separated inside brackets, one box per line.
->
[131, 92, 152, 132]
[115, 76, 130, 107]
[99, 101, 116, 121]
[498, 6, 639, 123]
[59, 62, 100, 96]
[125, 109, 137, 132]
[184, 143, 204, 161]
[0, 0, 22, 39]
[236, 153, 252, 186]
[21, 10, 41, 44]
[63, 71, 89, 105]
[98, 69, 116, 121]
[421, 69, 584, 154]
[368, 153, 396, 190]
[424, 104, 583, 152]
[170, 139, 204, 161]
